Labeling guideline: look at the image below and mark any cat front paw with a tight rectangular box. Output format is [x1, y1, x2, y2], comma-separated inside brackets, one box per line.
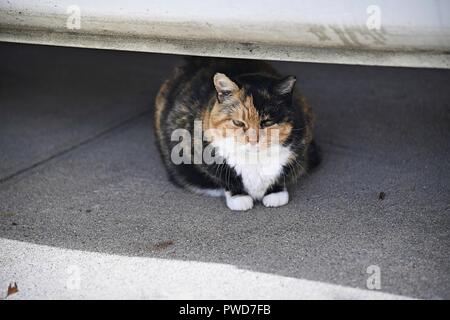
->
[262, 190, 289, 208]
[225, 192, 254, 211]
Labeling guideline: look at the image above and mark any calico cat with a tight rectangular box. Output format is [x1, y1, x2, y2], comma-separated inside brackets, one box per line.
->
[154, 58, 320, 211]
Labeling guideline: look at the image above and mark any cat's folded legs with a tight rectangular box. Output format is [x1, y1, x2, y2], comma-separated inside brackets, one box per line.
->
[262, 184, 289, 208]
[211, 164, 254, 211]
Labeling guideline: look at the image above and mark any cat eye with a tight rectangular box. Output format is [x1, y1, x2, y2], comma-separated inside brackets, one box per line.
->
[232, 120, 246, 127]
[261, 120, 275, 128]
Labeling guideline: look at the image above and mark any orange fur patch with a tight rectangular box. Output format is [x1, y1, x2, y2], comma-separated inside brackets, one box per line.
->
[204, 92, 292, 147]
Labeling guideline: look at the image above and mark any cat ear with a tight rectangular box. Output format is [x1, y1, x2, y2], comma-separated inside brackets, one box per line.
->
[274, 75, 296, 95]
[213, 73, 239, 102]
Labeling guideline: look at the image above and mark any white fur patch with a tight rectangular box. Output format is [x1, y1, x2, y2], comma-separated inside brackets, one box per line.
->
[212, 137, 292, 200]
[190, 187, 224, 197]
[262, 190, 289, 208]
[225, 191, 254, 211]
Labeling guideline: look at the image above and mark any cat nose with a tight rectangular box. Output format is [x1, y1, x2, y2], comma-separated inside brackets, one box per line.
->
[246, 127, 259, 145]
[247, 134, 259, 145]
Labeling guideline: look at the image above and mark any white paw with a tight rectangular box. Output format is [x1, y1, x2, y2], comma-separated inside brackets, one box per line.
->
[262, 190, 289, 208]
[225, 192, 254, 211]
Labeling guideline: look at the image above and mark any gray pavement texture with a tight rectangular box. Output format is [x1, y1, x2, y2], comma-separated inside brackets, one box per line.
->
[0, 42, 449, 299]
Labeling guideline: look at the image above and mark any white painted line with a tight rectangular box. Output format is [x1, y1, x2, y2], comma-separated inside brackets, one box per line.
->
[0, 239, 413, 300]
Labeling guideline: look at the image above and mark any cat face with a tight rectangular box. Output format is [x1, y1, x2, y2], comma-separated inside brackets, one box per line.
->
[205, 73, 296, 150]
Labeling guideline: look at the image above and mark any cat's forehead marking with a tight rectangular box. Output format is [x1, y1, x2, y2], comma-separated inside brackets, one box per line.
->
[243, 94, 255, 111]
[239, 94, 260, 126]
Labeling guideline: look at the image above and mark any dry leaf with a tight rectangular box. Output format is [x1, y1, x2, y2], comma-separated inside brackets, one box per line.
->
[6, 282, 18, 298]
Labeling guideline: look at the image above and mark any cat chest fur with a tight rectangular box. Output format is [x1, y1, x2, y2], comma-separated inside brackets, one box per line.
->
[213, 139, 292, 200]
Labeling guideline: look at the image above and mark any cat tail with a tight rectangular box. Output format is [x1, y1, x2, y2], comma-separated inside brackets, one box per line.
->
[187, 186, 225, 197]
[167, 171, 224, 197]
